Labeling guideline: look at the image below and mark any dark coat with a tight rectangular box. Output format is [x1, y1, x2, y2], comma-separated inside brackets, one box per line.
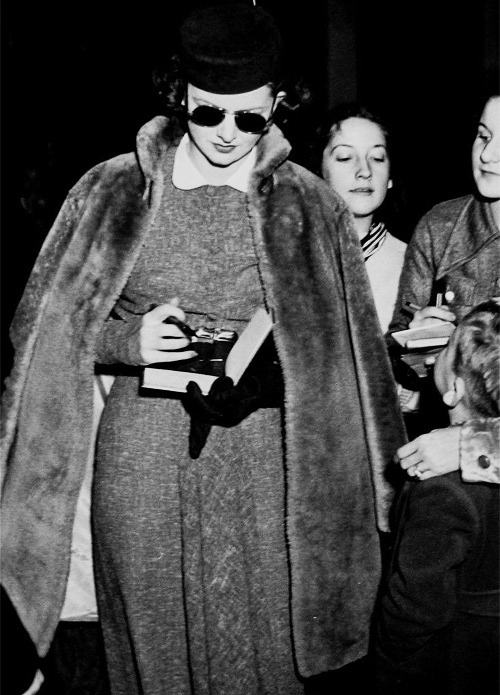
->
[1, 117, 406, 675]
[375, 471, 499, 695]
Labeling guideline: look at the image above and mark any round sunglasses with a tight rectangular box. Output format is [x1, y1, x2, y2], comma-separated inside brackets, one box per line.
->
[187, 104, 272, 134]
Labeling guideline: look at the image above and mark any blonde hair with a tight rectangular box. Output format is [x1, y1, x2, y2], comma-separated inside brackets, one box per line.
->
[452, 300, 500, 417]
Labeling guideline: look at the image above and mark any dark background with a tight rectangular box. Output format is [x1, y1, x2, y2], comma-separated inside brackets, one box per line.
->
[1, 0, 499, 379]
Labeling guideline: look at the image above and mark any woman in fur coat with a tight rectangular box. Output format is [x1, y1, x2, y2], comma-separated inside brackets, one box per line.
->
[1, 5, 405, 694]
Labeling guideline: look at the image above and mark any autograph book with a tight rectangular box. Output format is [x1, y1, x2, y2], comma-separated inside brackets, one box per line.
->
[142, 307, 274, 395]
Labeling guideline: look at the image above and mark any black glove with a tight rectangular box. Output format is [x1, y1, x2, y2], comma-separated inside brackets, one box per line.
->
[182, 349, 284, 459]
[386, 339, 422, 392]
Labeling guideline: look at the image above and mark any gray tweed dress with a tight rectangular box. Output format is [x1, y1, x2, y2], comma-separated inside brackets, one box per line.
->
[92, 147, 303, 694]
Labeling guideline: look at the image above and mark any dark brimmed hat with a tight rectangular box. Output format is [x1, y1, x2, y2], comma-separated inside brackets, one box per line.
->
[179, 3, 283, 94]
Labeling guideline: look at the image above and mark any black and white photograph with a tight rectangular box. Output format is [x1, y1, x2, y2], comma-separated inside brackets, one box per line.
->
[1, 2, 499, 694]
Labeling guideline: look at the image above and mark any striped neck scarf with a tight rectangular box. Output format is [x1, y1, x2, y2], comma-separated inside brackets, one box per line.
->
[360, 221, 387, 261]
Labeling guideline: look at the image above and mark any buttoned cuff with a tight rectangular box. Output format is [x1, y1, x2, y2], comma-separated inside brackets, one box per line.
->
[460, 419, 500, 484]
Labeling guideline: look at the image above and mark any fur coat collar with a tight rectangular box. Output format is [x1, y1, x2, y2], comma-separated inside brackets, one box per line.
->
[1, 117, 406, 674]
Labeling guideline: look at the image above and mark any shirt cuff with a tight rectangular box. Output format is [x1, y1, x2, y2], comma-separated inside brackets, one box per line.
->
[460, 419, 500, 484]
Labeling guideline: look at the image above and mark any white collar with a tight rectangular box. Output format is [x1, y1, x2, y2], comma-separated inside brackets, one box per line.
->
[172, 133, 255, 192]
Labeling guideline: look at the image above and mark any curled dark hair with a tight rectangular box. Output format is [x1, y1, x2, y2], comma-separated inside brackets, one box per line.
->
[309, 101, 410, 238]
[472, 68, 500, 126]
[315, 102, 392, 174]
[151, 52, 291, 134]
[151, 54, 187, 130]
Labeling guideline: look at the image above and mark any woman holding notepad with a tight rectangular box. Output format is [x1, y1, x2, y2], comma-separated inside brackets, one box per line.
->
[389, 85, 500, 469]
[389, 87, 500, 335]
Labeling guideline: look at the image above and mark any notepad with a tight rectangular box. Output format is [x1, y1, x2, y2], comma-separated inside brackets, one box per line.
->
[391, 321, 455, 350]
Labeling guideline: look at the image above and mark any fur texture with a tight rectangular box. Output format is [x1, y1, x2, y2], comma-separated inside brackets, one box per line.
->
[1, 117, 406, 674]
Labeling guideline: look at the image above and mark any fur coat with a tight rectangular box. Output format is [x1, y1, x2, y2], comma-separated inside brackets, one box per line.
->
[1, 117, 406, 675]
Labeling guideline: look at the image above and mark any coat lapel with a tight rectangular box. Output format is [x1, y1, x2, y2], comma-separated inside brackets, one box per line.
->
[438, 196, 500, 278]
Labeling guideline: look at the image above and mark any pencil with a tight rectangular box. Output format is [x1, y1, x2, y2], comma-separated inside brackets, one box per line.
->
[164, 315, 197, 337]
[402, 302, 422, 315]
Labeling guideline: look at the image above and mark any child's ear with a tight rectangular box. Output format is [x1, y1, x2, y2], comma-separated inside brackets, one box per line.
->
[442, 377, 465, 408]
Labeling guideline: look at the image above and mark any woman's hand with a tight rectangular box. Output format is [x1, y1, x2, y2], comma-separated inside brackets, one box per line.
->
[409, 305, 456, 328]
[395, 426, 460, 480]
[140, 299, 197, 365]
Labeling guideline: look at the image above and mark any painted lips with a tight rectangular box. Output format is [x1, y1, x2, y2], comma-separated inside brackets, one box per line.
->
[213, 143, 237, 153]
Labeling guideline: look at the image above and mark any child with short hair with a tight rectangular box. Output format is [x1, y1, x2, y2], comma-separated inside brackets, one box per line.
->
[375, 299, 500, 695]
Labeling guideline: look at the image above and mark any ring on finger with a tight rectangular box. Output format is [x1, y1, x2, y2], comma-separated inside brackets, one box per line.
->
[413, 466, 422, 479]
